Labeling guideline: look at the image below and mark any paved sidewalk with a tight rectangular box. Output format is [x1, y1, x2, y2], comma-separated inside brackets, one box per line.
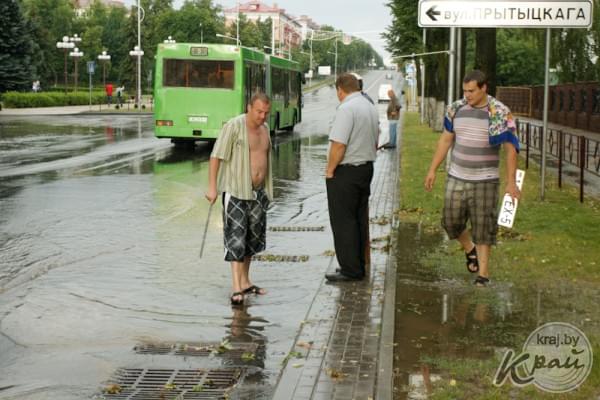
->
[271, 128, 400, 399]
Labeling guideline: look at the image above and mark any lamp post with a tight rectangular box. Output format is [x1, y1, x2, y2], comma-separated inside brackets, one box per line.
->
[199, 23, 203, 43]
[129, 45, 144, 108]
[163, 36, 176, 44]
[216, 33, 240, 46]
[69, 47, 84, 92]
[97, 50, 111, 87]
[327, 39, 338, 81]
[56, 36, 75, 92]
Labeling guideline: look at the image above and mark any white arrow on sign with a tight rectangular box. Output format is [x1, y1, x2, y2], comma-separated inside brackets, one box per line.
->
[418, 0, 593, 28]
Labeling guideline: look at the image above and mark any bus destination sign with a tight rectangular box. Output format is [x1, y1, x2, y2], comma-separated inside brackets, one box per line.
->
[190, 47, 209, 56]
[418, 0, 593, 28]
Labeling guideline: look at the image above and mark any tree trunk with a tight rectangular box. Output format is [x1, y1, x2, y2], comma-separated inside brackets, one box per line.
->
[474, 28, 497, 96]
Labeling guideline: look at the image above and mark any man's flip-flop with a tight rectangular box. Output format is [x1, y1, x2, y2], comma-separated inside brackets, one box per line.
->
[242, 285, 266, 295]
[230, 292, 244, 305]
[465, 246, 479, 273]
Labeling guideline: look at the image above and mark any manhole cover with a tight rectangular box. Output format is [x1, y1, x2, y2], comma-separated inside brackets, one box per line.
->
[269, 226, 325, 232]
[252, 254, 309, 262]
[100, 368, 241, 399]
[134, 342, 259, 358]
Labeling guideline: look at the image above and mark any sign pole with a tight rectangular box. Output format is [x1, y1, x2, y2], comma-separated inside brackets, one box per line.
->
[447, 27, 456, 105]
[541, 27, 551, 200]
[420, 29, 426, 124]
[87, 61, 95, 111]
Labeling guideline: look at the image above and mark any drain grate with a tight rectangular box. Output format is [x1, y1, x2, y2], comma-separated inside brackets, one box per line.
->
[268, 226, 325, 232]
[252, 254, 309, 262]
[101, 368, 241, 399]
[134, 342, 258, 358]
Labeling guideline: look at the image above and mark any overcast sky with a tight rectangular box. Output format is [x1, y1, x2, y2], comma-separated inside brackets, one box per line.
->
[125, 0, 393, 62]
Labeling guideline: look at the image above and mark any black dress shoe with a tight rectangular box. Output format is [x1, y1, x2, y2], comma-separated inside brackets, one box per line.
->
[325, 272, 362, 282]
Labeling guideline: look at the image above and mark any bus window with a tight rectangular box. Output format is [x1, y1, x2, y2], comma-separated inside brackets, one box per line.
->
[244, 62, 266, 108]
[163, 59, 234, 89]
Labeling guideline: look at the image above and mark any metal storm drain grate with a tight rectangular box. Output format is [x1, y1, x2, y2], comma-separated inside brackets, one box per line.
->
[101, 368, 241, 399]
[269, 226, 325, 232]
[252, 254, 309, 262]
[134, 342, 259, 359]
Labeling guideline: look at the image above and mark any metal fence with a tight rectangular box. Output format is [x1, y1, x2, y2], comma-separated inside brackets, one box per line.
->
[498, 82, 600, 133]
[517, 119, 600, 202]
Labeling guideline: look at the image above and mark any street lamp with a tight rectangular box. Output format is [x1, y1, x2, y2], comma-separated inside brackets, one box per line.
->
[199, 23, 203, 44]
[129, 45, 144, 108]
[216, 33, 240, 46]
[70, 33, 82, 45]
[163, 36, 176, 44]
[56, 36, 75, 92]
[69, 47, 84, 92]
[97, 50, 111, 87]
[327, 39, 338, 81]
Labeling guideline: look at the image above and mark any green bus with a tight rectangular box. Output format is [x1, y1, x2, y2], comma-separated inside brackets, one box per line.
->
[154, 43, 303, 144]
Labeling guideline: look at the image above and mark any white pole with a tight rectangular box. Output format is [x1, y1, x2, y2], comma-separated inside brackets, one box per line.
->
[455, 28, 462, 99]
[236, 1, 240, 47]
[334, 39, 338, 81]
[309, 30, 313, 86]
[446, 28, 456, 170]
[420, 29, 426, 124]
[89, 68, 92, 110]
[271, 17, 275, 54]
[447, 28, 456, 105]
[541, 28, 551, 200]
[137, 0, 141, 110]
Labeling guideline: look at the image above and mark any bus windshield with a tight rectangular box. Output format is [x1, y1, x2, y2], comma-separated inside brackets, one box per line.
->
[163, 59, 234, 89]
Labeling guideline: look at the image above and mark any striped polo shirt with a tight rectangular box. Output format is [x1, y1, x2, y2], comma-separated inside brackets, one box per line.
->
[448, 104, 500, 182]
[210, 114, 273, 201]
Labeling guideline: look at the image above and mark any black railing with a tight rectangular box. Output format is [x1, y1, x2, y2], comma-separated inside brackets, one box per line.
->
[497, 82, 600, 134]
[517, 119, 600, 202]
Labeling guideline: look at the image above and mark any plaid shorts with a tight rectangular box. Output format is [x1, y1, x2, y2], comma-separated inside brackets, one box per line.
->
[222, 189, 269, 262]
[441, 176, 499, 245]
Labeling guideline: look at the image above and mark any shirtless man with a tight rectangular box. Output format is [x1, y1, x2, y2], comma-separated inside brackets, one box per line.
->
[206, 93, 273, 305]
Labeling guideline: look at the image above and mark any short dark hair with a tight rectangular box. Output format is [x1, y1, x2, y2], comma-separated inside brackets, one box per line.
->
[335, 73, 360, 93]
[463, 70, 488, 88]
[249, 92, 271, 106]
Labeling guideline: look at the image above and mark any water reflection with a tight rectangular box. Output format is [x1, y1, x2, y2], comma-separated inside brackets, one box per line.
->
[223, 305, 271, 399]
[393, 223, 531, 399]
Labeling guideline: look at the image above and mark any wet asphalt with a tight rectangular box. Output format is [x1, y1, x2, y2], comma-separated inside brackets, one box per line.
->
[0, 71, 397, 399]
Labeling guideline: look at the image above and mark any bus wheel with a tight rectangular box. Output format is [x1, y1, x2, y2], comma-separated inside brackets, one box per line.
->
[172, 139, 195, 150]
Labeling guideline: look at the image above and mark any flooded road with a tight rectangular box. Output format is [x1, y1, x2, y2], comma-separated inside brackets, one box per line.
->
[0, 71, 393, 399]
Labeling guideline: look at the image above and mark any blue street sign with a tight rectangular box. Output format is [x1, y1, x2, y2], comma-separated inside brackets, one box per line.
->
[87, 61, 95, 75]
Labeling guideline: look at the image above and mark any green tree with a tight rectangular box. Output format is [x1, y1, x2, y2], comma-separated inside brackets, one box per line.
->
[496, 29, 545, 87]
[103, 6, 128, 84]
[22, 0, 74, 87]
[0, 0, 36, 92]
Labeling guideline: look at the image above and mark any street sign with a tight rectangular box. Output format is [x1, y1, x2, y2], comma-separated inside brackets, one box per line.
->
[318, 66, 331, 76]
[87, 61, 95, 74]
[418, 0, 593, 28]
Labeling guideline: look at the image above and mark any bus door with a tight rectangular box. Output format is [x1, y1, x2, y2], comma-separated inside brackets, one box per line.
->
[243, 62, 266, 111]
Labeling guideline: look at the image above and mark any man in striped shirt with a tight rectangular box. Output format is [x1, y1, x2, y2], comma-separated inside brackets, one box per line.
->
[206, 93, 273, 305]
[424, 70, 520, 287]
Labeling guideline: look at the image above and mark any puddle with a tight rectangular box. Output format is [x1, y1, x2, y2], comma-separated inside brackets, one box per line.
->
[392, 223, 600, 399]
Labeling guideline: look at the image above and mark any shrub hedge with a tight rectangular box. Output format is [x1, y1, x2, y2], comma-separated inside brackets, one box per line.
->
[2, 91, 110, 108]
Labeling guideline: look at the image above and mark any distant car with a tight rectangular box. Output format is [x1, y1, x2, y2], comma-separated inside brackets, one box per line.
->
[385, 73, 393, 80]
[378, 83, 393, 103]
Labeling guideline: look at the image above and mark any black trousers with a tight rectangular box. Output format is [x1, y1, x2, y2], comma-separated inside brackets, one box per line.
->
[326, 162, 373, 279]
